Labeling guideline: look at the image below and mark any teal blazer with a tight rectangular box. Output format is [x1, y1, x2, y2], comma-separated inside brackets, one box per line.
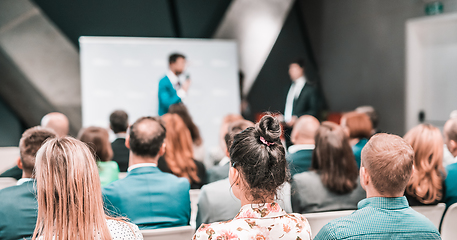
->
[158, 76, 181, 116]
[287, 149, 313, 176]
[0, 180, 37, 240]
[102, 166, 191, 229]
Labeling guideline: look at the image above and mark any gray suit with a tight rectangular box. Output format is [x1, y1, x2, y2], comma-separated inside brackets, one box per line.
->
[291, 171, 366, 214]
[206, 162, 230, 183]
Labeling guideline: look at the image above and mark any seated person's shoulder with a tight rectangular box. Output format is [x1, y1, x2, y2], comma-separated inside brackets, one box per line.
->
[106, 219, 142, 239]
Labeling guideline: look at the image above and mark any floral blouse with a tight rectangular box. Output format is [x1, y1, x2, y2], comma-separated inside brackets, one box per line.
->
[193, 202, 312, 240]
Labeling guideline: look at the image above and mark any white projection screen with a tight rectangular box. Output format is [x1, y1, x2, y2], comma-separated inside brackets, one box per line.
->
[80, 37, 240, 165]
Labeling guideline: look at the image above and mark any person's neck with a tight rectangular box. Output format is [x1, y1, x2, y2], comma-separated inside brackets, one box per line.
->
[21, 172, 33, 179]
[365, 187, 403, 198]
[239, 194, 275, 206]
[129, 152, 159, 167]
[294, 138, 314, 145]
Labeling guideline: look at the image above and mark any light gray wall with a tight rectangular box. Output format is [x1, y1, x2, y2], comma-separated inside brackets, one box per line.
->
[301, 0, 457, 135]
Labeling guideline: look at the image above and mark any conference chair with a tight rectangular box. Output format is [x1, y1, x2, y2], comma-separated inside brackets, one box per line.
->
[303, 210, 355, 237]
[441, 203, 457, 240]
[141, 225, 195, 240]
[411, 203, 446, 229]
[0, 147, 19, 174]
[0, 177, 17, 190]
[189, 189, 201, 229]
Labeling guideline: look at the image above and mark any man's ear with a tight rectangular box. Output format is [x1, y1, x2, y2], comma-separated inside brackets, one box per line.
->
[360, 166, 370, 189]
[125, 135, 130, 149]
[17, 157, 23, 170]
[449, 140, 457, 153]
[158, 143, 166, 157]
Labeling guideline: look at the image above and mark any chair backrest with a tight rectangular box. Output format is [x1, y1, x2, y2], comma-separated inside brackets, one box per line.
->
[441, 203, 457, 240]
[411, 203, 445, 229]
[303, 210, 355, 237]
[0, 177, 18, 190]
[141, 225, 195, 240]
[0, 147, 20, 174]
[189, 189, 201, 229]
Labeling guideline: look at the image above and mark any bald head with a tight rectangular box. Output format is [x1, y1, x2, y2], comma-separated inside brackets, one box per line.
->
[361, 133, 414, 197]
[444, 118, 457, 157]
[128, 117, 166, 158]
[291, 115, 320, 145]
[41, 112, 69, 137]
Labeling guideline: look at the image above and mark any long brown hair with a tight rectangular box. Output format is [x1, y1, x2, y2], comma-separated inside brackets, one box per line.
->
[162, 113, 200, 183]
[168, 103, 203, 146]
[312, 121, 358, 194]
[77, 126, 113, 162]
[404, 124, 445, 204]
[32, 137, 113, 240]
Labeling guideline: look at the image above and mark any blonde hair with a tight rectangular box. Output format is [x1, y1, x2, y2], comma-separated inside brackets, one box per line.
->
[404, 124, 445, 204]
[32, 137, 113, 240]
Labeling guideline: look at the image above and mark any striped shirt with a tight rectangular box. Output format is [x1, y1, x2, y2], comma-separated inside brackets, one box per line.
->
[315, 196, 441, 240]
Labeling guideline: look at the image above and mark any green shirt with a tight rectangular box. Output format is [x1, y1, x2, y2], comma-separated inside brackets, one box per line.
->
[315, 196, 441, 240]
[98, 161, 120, 187]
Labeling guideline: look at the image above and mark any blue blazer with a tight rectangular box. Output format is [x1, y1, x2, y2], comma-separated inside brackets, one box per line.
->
[0, 180, 37, 240]
[158, 76, 181, 116]
[102, 166, 191, 229]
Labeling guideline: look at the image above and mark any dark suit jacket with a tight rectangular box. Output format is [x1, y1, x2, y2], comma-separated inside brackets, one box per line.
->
[103, 166, 191, 229]
[111, 138, 129, 172]
[0, 166, 22, 180]
[292, 81, 320, 118]
[157, 157, 207, 189]
[0, 180, 37, 240]
[287, 149, 313, 176]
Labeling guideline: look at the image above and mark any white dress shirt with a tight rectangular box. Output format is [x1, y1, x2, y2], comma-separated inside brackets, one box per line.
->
[284, 76, 306, 122]
[167, 70, 187, 99]
[127, 163, 157, 172]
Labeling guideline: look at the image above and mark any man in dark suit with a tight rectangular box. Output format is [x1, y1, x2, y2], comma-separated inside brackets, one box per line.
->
[103, 116, 191, 229]
[109, 110, 130, 172]
[287, 115, 320, 176]
[158, 53, 191, 116]
[282, 59, 321, 147]
[0, 127, 56, 240]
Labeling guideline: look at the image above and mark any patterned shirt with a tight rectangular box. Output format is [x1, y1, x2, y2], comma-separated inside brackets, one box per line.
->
[315, 197, 441, 240]
[193, 202, 312, 240]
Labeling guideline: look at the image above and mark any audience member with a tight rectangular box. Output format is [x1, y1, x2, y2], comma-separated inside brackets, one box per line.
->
[158, 113, 206, 189]
[403, 124, 445, 206]
[193, 115, 312, 240]
[292, 122, 365, 213]
[444, 118, 457, 208]
[40, 112, 69, 137]
[1, 112, 70, 180]
[78, 126, 119, 186]
[110, 110, 130, 172]
[103, 117, 190, 229]
[32, 137, 142, 239]
[196, 120, 254, 227]
[208, 114, 245, 167]
[207, 120, 254, 183]
[355, 105, 379, 135]
[315, 134, 440, 239]
[340, 111, 372, 168]
[168, 103, 205, 162]
[287, 115, 320, 176]
[0, 127, 56, 240]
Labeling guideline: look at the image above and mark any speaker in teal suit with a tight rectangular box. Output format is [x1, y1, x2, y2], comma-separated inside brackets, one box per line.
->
[158, 75, 182, 116]
[103, 166, 191, 229]
[0, 179, 37, 240]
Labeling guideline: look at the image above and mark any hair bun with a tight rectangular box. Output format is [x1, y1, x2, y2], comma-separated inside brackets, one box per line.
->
[255, 115, 281, 142]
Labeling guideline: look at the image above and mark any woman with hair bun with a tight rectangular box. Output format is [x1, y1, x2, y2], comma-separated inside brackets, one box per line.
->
[193, 115, 312, 240]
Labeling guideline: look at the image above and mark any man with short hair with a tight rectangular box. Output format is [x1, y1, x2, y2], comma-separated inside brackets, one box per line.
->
[109, 110, 130, 172]
[443, 118, 457, 208]
[1, 112, 70, 180]
[0, 127, 56, 240]
[103, 117, 190, 229]
[287, 115, 320, 175]
[158, 53, 191, 116]
[315, 134, 440, 239]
